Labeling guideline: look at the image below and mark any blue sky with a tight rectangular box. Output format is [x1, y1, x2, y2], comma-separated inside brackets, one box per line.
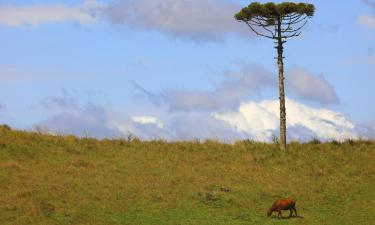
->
[0, 0, 374, 141]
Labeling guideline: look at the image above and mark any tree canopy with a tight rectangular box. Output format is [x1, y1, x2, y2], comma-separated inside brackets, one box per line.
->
[235, 2, 314, 22]
[235, 2, 315, 39]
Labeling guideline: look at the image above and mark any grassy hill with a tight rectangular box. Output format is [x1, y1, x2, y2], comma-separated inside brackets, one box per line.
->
[0, 125, 374, 225]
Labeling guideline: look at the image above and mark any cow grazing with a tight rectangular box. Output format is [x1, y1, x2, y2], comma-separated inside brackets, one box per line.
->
[267, 197, 297, 218]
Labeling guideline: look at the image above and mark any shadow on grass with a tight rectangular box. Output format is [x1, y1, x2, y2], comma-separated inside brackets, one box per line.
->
[269, 215, 304, 220]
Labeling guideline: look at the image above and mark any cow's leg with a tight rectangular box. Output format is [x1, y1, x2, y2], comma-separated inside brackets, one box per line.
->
[292, 206, 298, 217]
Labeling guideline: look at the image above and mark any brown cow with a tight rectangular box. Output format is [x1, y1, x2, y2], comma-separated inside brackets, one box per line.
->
[267, 197, 297, 218]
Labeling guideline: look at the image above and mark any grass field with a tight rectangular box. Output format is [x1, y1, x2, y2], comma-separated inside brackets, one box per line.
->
[0, 125, 374, 225]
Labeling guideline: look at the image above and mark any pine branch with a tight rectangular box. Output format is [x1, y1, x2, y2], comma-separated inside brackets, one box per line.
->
[245, 22, 276, 39]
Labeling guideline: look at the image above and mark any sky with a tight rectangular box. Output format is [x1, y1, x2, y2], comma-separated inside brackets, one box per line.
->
[0, 0, 374, 142]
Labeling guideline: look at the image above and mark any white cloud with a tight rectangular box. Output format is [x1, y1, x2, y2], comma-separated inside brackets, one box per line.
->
[104, 0, 248, 40]
[0, 1, 102, 27]
[131, 116, 164, 128]
[215, 98, 357, 142]
[358, 15, 375, 28]
[215, 101, 277, 141]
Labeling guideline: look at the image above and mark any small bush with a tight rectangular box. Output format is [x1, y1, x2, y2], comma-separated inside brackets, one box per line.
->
[330, 140, 341, 145]
[309, 138, 321, 144]
[271, 135, 279, 145]
[0, 124, 11, 131]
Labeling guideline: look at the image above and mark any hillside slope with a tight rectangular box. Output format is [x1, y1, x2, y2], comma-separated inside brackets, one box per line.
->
[0, 126, 374, 225]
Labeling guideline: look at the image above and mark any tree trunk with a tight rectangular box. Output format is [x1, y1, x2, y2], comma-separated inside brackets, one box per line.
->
[277, 18, 287, 150]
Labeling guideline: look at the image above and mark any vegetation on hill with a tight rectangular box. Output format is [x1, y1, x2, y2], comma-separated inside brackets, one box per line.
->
[0, 125, 374, 224]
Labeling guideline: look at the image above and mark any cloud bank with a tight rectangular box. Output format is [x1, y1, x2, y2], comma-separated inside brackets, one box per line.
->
[34, 63, 346, 142]
[35, 95, 360, 142]
[36, 96, 240, 140]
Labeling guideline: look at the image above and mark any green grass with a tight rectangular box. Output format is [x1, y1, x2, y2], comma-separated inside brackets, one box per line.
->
[0, 125, 374, 224]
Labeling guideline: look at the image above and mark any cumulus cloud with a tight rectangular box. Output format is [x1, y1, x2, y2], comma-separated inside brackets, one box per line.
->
[104, 0, 248, 40]
[215, 98, 357, 142]
[286, 67, 339, 104]
[0, 1, 101, 27]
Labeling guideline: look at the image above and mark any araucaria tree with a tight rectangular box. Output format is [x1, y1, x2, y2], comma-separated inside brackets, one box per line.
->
[235, 2, 314, 150]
